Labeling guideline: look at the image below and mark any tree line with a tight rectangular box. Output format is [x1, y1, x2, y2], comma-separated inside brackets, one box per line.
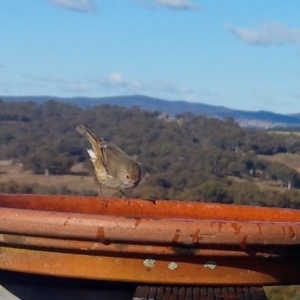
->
[1, 98, 300, 208]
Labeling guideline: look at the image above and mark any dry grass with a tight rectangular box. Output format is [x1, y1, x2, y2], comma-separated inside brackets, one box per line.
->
[269, 131, 300, 137]
[0, 160, 114, 196]
[258, 153, 300, 173]
[231, 152, 300, 193]
[226, 152, 300, 194]
[2, 152, 300, 196]
[227, 176, 289, 193]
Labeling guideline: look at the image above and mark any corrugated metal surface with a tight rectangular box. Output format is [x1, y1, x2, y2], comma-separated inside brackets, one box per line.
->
[0, 194, 300, 285]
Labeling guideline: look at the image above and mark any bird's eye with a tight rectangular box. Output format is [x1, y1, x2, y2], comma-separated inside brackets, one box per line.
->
[126, 175, 130, 179]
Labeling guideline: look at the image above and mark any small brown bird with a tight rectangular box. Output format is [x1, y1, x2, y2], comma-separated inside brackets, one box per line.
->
[76, 125, 141, 200]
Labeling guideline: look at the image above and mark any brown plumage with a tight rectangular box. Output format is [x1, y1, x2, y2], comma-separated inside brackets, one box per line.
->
[76, 125, 141, 199]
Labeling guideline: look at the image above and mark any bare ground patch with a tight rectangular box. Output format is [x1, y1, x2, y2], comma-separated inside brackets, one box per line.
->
[258, 153, 300, 173]
[0, 160, 116, 196]
[269, 131, 300, 137]
[227, 176, 291, 193]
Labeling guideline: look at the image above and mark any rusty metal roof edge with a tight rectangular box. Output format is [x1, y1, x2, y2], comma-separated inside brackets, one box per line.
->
[2, 194, 300, 222]
[0, 206, 300, 247]
[1, 195, 300, 285]
[0, 232, 298, 258]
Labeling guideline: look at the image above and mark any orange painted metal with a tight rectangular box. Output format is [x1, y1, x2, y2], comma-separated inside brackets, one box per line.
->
[0, 193, 300, 286]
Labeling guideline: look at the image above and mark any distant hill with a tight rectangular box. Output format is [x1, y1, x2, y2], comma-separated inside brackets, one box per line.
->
[2, 94, 300, 128]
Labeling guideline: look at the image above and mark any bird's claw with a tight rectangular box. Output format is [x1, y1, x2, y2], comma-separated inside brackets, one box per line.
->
[122, 195, 131, 206]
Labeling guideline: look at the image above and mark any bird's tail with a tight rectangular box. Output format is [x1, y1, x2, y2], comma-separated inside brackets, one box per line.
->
[76, 125, 99, 148]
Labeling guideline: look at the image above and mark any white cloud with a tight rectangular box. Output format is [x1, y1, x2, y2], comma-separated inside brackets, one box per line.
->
[98, 72, 142, 91]
[108, 72, 124, 85]
[23, 74, 91, 93]
[23, 74, 65, 83]
[138, 0, 196, 10]
[23, 72, 194, 98]
[97, 72, 192, 97]
[226, 22, 300, 46]
[155, 0, 195, 9]
[49, 0, 97, 12]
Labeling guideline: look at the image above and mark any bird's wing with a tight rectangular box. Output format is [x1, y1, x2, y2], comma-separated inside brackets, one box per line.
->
[99, 139, 127, 177]
[76, 125, 111, 175]
[99, 141, 111, 175]
[76, 125, 129, 178]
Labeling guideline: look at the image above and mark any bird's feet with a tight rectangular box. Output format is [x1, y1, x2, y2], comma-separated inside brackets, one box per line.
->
[102, 197, 108, 207]
[121, 195, 131, 206]
[144, 198, 157, 205]
[119, 190, 131, 205]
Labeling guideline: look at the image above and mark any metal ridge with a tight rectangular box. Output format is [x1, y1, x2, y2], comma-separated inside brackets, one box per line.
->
[0, 207, 300, 247]
[0, 193, 300, 285]
[1, 193, 300, 222]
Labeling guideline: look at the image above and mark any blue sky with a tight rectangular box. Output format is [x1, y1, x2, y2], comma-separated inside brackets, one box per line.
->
[1, 0, 300, 114]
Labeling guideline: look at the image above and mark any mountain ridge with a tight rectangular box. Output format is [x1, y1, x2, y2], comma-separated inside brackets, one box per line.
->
[2, 94, 300, 128]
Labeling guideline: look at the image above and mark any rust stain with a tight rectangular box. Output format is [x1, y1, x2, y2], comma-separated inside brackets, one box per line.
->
[288, 226, 295, 238]
[192, 229, 200, 244]
[134, 219, 142, 228]
[64, 216, 71, 226]
[172, 229, 181, 243]
[231, 223, 241, 235]
[2, 193, 300, 286]
[240, 235, 248, 250]
[96, 227, 106, 242]
[2, 192, 300, 223]
[257, 224, 262, 234]
[172, 233, 180, 243]
[218, 222, 225, 232]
